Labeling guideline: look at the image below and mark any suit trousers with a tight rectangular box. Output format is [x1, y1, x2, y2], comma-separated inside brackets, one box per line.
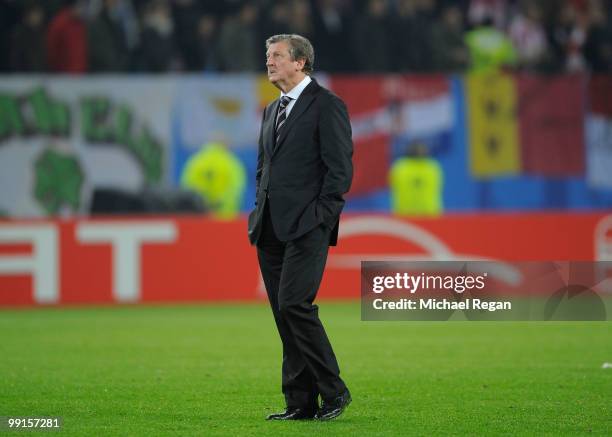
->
[256, 201, 346, 408]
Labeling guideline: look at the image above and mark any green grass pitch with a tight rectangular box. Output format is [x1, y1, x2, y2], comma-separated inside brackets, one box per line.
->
[1, 303, 610, 436]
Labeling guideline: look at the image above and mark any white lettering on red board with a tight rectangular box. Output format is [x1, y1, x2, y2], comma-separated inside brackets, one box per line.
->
[76, 222, 177, 302]
[0, 224, 59, 303]
[0, 221, 177, 304]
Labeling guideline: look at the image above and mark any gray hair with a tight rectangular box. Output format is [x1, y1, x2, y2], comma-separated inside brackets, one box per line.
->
[265, 34, 315, 74]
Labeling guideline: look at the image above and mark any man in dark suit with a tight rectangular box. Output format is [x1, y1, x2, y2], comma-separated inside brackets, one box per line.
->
[248, 34, 353, 421]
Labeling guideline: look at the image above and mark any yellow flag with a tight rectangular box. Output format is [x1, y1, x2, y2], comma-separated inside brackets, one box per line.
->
[256, 75, 279, 109]
[466, 73, 520, 178]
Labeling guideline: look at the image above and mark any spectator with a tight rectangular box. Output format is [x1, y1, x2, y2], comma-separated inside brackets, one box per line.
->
[415, 0, 440, 24]
[584, 0, 612, 72]
[467, 0, 509, 29]
[392, 0, 425, 72]
[508, 2, 548, 70]
[46, 0, 88, 73]
[287, 0, 314, 41]
[351, 0, 391, 72]
[260, 1, 292, 41]
[547, 2, 572, 70]
[0, 0, 19, 72]
[548, 1, 588, 72]
[414, 0, 439, 71]
[180, 142, 246, 220]
[312, 0, 354, 72]
[88, 0, 130, 72]
[10, 1, 47, 72]
[111, 0, 140, 54]
[465, 16, 517, 73]
[431, 4, 469, 72]
[389, 142, 444, 217]
[43, 0, 71, 19]
[136, 0, 178, 72]
[216, 2, 260, 72]
[566, 3, 590, 72]
[188, 15, 219, 71]
[172, 0, 203, 71]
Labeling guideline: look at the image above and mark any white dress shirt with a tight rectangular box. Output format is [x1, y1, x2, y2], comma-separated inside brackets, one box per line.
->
[280, 75, 312, 117]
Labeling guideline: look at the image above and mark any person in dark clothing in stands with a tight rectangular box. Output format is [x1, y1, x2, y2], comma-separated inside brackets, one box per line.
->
[10, 1, 47, 72]
[88, 0, 130, 72]
[351, 0, 392, 72]
[136, 0, 178, 72]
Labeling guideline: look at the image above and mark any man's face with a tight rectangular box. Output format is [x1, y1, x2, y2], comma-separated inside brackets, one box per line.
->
[266, 41, 303, 86]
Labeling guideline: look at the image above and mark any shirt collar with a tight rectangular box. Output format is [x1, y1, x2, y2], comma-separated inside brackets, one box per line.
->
[281, 75, 312, 101]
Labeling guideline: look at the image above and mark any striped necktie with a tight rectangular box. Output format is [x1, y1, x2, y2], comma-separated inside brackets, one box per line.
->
[275, 96, 292, 145]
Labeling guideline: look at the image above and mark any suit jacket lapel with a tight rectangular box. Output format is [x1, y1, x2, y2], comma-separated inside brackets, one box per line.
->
[274, 80, 318, 154]
[264, 99, 279, 157]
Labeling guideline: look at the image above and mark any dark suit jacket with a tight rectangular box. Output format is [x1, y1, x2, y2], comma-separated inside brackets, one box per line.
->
[248, 78, 353, 246]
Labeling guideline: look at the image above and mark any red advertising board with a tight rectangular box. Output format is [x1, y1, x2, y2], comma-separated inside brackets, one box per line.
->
[0, 213, 611, 306]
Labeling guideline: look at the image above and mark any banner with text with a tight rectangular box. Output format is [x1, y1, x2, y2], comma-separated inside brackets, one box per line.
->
[0, 213, 610, 306]
[0, 77, 178, 217]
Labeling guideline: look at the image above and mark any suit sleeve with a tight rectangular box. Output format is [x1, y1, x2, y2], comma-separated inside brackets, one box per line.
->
[317, 94, 353, 227]
[254, 105, 266, 206]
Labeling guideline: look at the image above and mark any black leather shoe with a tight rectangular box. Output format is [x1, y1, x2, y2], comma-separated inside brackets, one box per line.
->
[315, 389, 351, 421]
[266, 407, 316, 421]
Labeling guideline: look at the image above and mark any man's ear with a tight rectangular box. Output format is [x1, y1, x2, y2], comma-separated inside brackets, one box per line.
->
[295, 58, 306, 72]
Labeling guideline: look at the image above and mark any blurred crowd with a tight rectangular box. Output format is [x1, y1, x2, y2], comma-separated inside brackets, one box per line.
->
[1, 0, 611, 74]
